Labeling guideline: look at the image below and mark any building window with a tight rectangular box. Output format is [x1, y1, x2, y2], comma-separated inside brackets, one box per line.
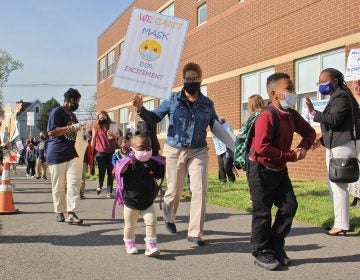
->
[143, 100, 155, 111]
[295, 48, 345, 113]
[200, 84, 208, 96]
[99, 57, 106, 81]
[35, 107, 39, 113]
[107, 50, 115, 76]
[119, 107, 128, 135]
[159, 99, 169, 134]
[197, 3, 207, 26]
[241, 67, 275, 122]
[107, 111, 114, 121]
[160, 2, 174, 16]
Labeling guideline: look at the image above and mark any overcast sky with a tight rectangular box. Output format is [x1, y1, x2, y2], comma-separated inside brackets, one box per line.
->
[0, 0, 134, 113]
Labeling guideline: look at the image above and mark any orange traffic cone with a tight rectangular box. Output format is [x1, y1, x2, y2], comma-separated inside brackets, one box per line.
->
[0, 162, 19, 214]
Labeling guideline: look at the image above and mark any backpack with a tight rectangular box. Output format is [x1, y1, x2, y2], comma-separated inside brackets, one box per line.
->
[111, 154, 166, 218]
[234, 106, 280, 171]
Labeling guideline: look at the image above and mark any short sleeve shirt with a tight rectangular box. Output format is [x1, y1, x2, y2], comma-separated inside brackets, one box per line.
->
[46, 106, 78, 164]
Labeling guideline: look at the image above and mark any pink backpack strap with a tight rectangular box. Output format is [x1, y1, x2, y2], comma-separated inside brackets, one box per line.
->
[112, 155, 133, 219]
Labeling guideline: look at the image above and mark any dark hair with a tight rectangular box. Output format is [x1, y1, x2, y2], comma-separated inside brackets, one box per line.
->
[321, 68, 352, 95]
[182, 62, 202, 79]
[266, 73, 290, 92]
[64, 88, 81, 101]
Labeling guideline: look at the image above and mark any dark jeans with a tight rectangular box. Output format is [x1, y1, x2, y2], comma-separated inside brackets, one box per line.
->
[247, 161, 298, 256]
[26, 161, 36, 176]
[96, 152, 114, 194]
[217, 153, 235, 183]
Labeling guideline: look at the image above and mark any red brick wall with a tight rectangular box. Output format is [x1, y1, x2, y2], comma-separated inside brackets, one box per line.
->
[97, 0, 360, 181]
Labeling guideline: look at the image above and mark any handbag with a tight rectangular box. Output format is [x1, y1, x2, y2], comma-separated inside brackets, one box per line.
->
[328, 93, 360, 183]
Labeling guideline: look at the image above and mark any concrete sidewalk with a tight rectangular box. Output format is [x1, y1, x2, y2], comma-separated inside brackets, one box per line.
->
[0, 167, 359, 280]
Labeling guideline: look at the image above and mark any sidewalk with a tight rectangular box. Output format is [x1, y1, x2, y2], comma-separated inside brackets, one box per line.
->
[0, 167, 359, 280]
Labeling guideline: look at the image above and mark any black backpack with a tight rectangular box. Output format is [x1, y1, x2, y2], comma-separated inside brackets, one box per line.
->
[234, 106, 280, 171]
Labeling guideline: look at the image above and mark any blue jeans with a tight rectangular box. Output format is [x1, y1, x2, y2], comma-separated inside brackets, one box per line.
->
[96, 152, 114, 194]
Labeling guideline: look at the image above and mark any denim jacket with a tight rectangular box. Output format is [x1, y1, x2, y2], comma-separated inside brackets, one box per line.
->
[139, 90, 218, 149]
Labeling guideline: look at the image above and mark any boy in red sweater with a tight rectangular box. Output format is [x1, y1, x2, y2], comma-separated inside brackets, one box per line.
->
[248, 73, 316, 270]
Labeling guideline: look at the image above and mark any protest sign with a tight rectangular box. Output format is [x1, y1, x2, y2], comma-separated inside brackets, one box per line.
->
[112, 8, 189, 99]
[345, 48, 360, 81]
[302, 99, 328, 127]
[27, 112, 34, 126]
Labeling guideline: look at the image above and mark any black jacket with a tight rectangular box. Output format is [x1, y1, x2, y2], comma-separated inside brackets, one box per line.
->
[123, 158, 165, 210]
[313, 87, 360, 149]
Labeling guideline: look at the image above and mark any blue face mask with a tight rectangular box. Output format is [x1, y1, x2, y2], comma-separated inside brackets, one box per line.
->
[318, 82, 333, 95]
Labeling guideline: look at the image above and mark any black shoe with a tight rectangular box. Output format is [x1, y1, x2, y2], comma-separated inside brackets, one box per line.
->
[56, 213, 65, 222]
[80, 193, 86, 200]
[165, 222, 177, 234]
[42, 176, 47, 180]
[254, 250, 280, 270]
[36, 176, 41, 179]
[96, 187, 102, 195]
[187, 236, 207, 246]
[65, 212, 83, 224]
[274, 248, 291, 266]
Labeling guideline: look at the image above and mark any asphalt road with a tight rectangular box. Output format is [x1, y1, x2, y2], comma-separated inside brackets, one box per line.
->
[0, 166, 359, 280]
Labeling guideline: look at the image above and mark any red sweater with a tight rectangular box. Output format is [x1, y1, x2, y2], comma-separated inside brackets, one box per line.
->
[94, 128, 116, 154]
[249, 104, 316, 170]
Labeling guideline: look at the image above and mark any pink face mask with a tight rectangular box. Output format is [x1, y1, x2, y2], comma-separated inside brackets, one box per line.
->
[133, 150, 152, 162]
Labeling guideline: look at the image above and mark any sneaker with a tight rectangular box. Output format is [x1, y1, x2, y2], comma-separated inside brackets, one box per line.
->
[145, 238, 160, 257]
[187, 236, 207, 246]
[65, 212, 83, 224]
[31, 175, 35, 178]
[96, 187, 102, 195]
[80, 193, 86, 200]
[106, 193, 114, 199]
[274, 248, 291, 266]
[56, 213, 65, 222]
[36, 176, 41, 179]
[253, 249, 280, 270]
[124, 239, 138, 254]
[26, 173, 30, 177]
[165, 221, 177, 234]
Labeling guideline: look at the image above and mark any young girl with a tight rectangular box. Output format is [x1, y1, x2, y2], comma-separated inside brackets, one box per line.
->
[112, 137, 130, 167]
[120, 134, 165, 256]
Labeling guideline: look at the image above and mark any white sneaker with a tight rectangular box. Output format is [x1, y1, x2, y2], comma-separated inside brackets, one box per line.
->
[124, 239, 138, 255]
[144, 238, 160, 257]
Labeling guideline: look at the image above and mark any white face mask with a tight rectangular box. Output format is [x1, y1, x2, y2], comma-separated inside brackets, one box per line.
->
[279, 92, 298, 109]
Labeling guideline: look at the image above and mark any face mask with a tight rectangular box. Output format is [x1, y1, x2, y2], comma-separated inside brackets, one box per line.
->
[70, 102, 79, 111]
[183, 82, 201, 95]
[99, 119, 107, 124]
[318, 82, 334, 95]
[40, 136, 45, 140]
[279, 92, 298, 109]
[133, 149, 152, 162]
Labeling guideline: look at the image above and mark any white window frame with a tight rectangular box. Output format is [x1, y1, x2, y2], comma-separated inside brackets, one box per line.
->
[143, 99, 155, 111]
[99, 57, 106, 81]
[295, 48, 345, 112]
[160, 2, 174, 16]
[119, 107, 128, 135]
[107, 50, 115, 76]
[241, 67, 275, 122]
[197, 3, 207, 26]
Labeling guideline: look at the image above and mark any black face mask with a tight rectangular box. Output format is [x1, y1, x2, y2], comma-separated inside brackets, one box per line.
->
[183, 82, 201, 95]
[40, 136, 45, 140]
[69, 102, 79, 112]
[99, 119, 107, 124]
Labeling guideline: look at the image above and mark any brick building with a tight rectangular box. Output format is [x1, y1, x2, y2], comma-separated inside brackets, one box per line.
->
[97, 0, 360, 180]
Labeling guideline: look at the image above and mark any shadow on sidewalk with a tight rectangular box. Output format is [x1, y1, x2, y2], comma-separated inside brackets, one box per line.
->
[292, 254, 360, 266]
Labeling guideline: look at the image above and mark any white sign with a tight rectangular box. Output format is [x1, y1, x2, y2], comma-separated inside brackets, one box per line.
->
[112, 8, 189, 99]
[27, 112, 35, 126]
[345, 48, 360, 81]
[302, 99, 328, 127]
[16, 140, 24, 150]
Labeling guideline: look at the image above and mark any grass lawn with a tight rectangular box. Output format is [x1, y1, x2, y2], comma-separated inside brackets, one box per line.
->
[205, 173, 360, 233]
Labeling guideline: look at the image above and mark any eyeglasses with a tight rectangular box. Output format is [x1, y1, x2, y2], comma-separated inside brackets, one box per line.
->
[183, 77, 201, 82]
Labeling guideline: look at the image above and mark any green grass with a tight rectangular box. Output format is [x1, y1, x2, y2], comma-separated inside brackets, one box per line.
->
[206, 173, 360, 233]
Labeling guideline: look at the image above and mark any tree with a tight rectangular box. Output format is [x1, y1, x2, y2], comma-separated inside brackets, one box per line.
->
[37, 97, 60, 131]
[0, 49, 24, 116]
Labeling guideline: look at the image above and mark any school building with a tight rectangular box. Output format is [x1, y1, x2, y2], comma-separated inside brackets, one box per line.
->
[97, 0, 360, 181]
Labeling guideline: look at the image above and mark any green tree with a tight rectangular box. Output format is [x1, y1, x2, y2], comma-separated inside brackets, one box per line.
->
[0, 49, 24, 116]
[38, 97, 60, 131]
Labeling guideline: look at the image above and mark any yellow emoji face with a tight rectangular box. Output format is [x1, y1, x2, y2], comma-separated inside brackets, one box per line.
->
[139, 39, 162, 61]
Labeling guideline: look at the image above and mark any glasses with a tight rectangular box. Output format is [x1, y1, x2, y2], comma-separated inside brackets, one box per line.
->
[183, 77, 201, 82]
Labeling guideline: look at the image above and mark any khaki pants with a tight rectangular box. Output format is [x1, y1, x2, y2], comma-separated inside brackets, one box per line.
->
[48, 158, 82, 213]
[36, 158, 48, 178]
[80, 163, 87, 193]
[163, 144, 209, 237]
[326, 140, 356, 230]
[123, 204, 157, 240]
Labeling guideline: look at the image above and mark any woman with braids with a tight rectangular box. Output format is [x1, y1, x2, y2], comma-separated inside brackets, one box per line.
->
[91, 111, 118, 198]
[305, 68, 360, 236]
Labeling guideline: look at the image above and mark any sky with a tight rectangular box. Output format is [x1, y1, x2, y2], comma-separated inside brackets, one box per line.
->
[0, 0, 134, 116]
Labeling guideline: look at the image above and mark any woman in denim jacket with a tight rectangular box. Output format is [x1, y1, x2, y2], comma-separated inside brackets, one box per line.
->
[133, 63, 218, 246]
